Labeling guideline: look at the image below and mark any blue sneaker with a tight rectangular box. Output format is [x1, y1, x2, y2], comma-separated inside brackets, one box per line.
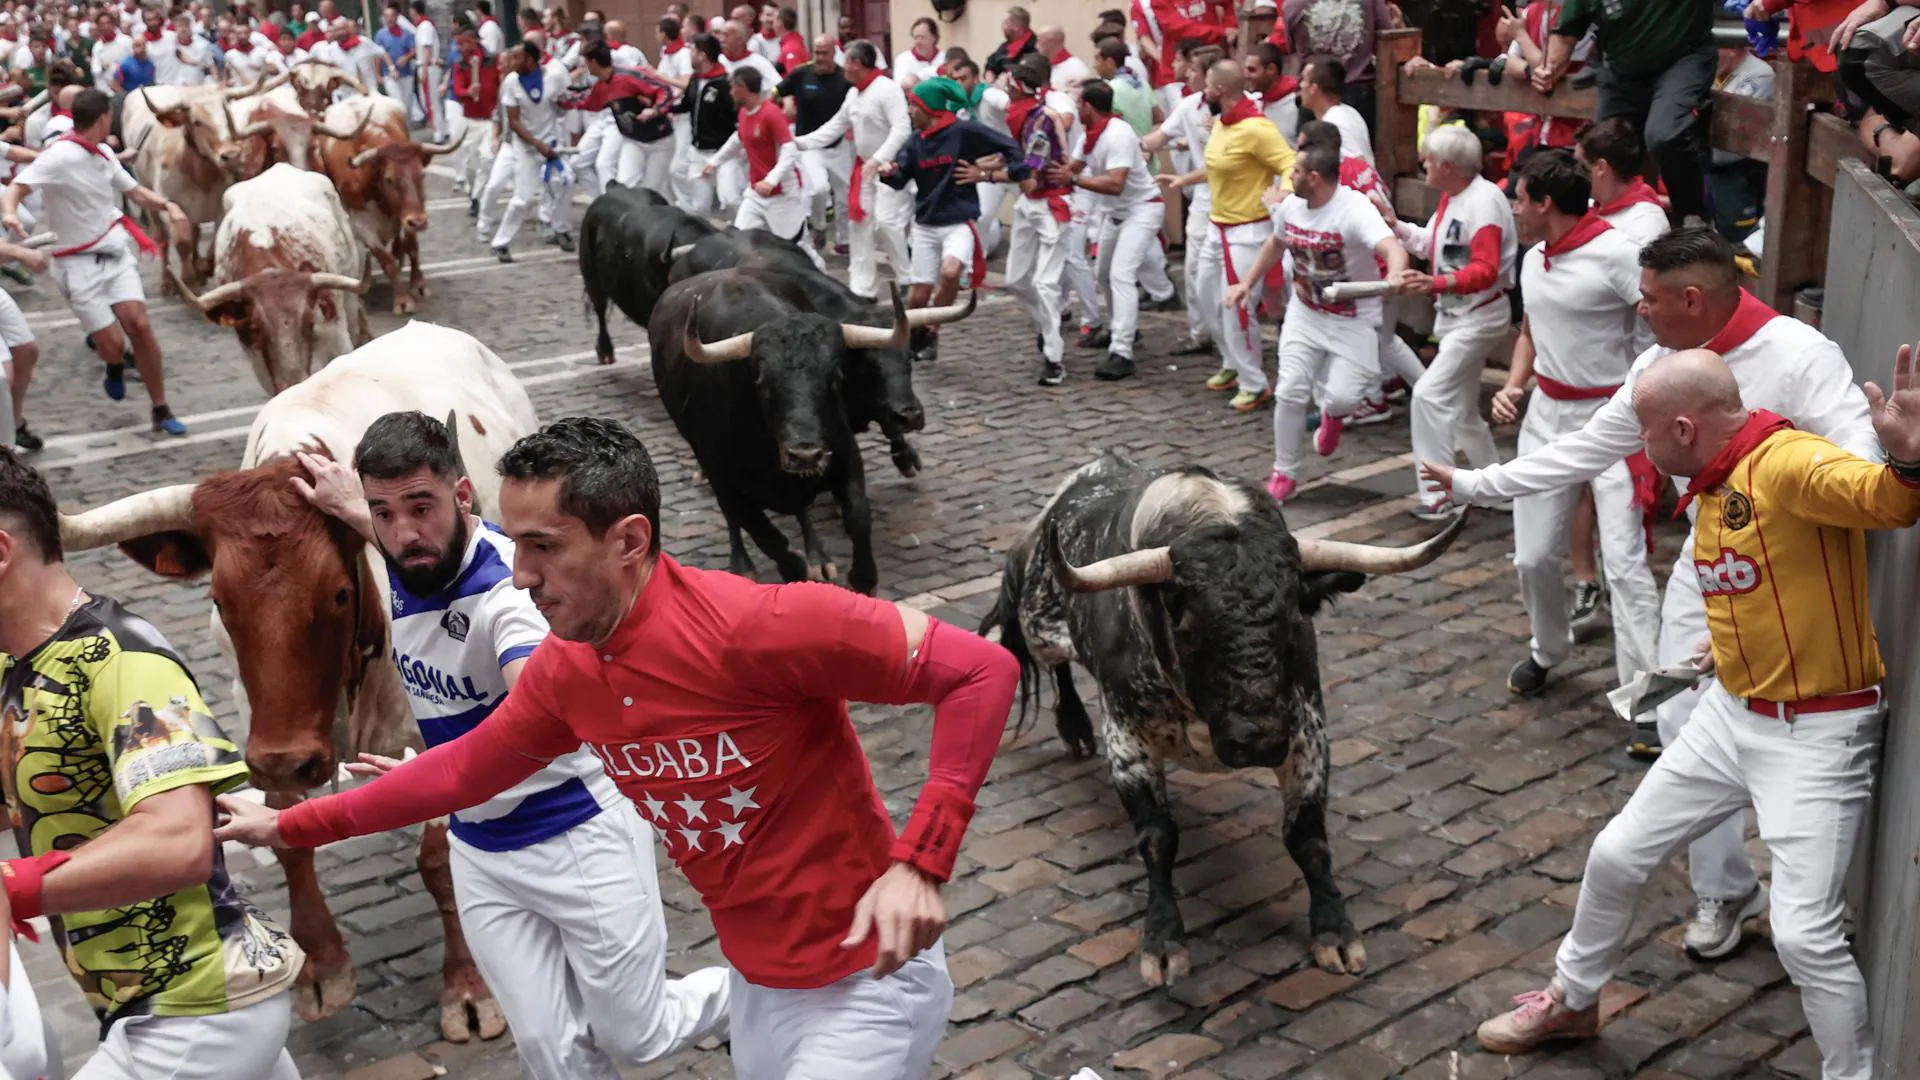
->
[152, 406, 186, 436]
[104, 363, 125, 401]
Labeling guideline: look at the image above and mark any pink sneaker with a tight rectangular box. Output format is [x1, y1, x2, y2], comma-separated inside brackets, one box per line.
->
[1265, 471, 1297, 502]
[1314, 412, 1345, 456]
[1476, 979, 1600, 1054]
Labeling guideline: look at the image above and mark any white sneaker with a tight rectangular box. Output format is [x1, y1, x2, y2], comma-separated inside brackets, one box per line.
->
[1684, 885, 1768, 959]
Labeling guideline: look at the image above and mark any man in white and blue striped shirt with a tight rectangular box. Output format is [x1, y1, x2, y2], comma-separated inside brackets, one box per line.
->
[295, 410, 730, 1080]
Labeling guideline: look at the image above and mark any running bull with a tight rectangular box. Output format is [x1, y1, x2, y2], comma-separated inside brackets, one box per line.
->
[578, 183, 717, 364]
[983, 454, 1468, 984]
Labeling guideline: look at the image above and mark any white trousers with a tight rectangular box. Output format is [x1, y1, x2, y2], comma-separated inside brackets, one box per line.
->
[678, 146, 745, 216]
[1410, 308, 1508, 501]
[479, 144, 567, 246]
[1511, 392, 1661, 684]
[1197, 219, 1272, 392]
[1656, 534, 1762, 902]
[1181, 196, 1217, 345]
[1556, 682, 1879, 1080]
[1377, 296, 1425, 387]
[1271, 309, 1378, 476]
[974, 180, 1008, 257]
[422, 64, 448, 140]
[669, 115, 697, 208]
[574, 112, 619, 198]
[803, 142, 853, 245]
[848, 168, 912, 301]
[382, 72, 421, 124]
[447, 111, 494, 193]
[737, 189, 826, 270]
[76, 993, 299, 1079]
[729, 942, 951, 1080]
[1094, 200, 1172, 359]
[452, 804, 732, 1080]
[624, 138, 675, 199]
[1004, 197, 1068, 365]
[1063, 191, 1102, 328]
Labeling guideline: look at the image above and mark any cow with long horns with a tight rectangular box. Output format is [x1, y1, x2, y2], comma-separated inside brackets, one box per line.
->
[311, 95, 459, 313]
[120, 85, 256, 289]
[54, 322, 531, 1041]
[222, 77, 375, 172]
[650, 269, 972, 593]
[170, 163, 373, 395]
[982, 454, 1468, 985]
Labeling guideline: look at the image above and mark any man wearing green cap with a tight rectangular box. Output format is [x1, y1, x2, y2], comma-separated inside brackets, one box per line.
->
[880, 75, 1027, 362]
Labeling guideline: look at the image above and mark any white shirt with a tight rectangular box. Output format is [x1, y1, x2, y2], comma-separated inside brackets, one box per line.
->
[412, 17, 437, 66]
[972, 85, 1011, 135]
[1453, 308, 1878, 504]
[0, 947, 47, 1080]
[223, 40, 272, 85]
[611, 41, 645, 70]
[796, 73, 910, 166]
[893, 48, 940, 88]
[750, 30, 781, 66]
[388, 524, 617, 850]
[655, 43, 690, 81]
[720, 49, 780, 88]
[1050, 54, 1090, 93]
[1079, 118, 1156, 211]
[1394, 174, 1516, 326]
[1598, 198, 1669, 247]
[13, 139, 138, 251]
[477, 16, 503, 57]
[500, 61, 564, 144]
[167, 32, 213, 84]
[1271, 186, 1394, 325]
[1321, 101, 1372, 165]
[1521, 225, 1643, 390]
[1254, 87, 1298, 142]
[1158, 91, 1212, 210]
[316, 36, 385, 92]
[89, 31, 132, 86]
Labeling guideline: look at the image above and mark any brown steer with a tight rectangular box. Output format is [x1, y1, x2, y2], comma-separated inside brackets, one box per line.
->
[312, 96, 457, 314]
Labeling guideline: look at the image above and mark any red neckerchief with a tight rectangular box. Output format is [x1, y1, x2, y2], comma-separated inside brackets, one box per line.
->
[1597, 177, 1664, 216]
[228, 36, 252, 52]
[661, 37, 685, 54]
[848, 66, 879, 91]
[1701, 289, 1780, 354]
[1081, 112, 1111, 154]
[1270, 74, 1299, 97]
[723, 46, 749, 61]
[1006, 93, 1038, 134]
[1539, 211, 1611, 270]
[141, 26, 163, 41]
[1218, 95, 1260, 125]
[912, 44, 937, 62]
[1676, 410, 1795, 515]
[340, 34, 362, 48]
[1048, 48, 1071, 65]
[759, 28, 776, 39]
[50, 100, 68, 117]
[481, 15, 496, 25]
[1266, 24, 1287, 50]
[1004, 29, 1033, 57]
[96, 27, 116, 41]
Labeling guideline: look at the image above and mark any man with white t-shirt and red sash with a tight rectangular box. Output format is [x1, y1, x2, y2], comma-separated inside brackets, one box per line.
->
[217, 417, 1020, 1080]
[1420, 225, 1879, 964]
[794, 39, 910, 303]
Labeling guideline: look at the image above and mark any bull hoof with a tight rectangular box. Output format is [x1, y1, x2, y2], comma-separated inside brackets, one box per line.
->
[597, 349, 616, 366]
[1060, 731, 1097, 760]
[775, 555, 810, 583]
[411, 281, 432, 300]
[891, 448, 922, 477]
[392, 297, 417, 316]
[1138, 944, 1191, 987]
[439, 969, 508, 1043]
[291, 949, 355, 1021]
[1311, 933, 1368, 975]
[815, 560, 838, 582]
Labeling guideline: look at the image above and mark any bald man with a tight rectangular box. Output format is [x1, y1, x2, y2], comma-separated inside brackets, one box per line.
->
[1036, 26, 1087, 91]
[1476, 346, 1920, 1080]
[1422, 227, 1878, 961]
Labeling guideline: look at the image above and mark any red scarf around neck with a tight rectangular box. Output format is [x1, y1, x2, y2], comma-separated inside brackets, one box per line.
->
[1597, 177, 1664, 216]
[1218, 95, 1260, 125]
[228, 36, 252, 52]
[723, 46, 748, 61]
[338, 34, 361, 49]
[661, 37, 685, 54]
[1676, 410, 1795, 515]
[911, 44, 936, 61]
[1081, 112, 1111, 153]
[142, 26, 164, 41]
[1004, 29, 1032, 57]
[1539, 211, 1610, 269]
[1048, 48, 1071, 64]
[96, 27, 116, 41]
[848, 66, 879, 91]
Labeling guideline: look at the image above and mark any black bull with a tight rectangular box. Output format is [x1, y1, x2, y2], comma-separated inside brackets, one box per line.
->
[578, 184, 718, 365]
[982, 454, 1468, 985]
[667, 228, 929, 477]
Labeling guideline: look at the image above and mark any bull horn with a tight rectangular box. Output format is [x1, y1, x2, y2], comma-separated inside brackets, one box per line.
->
[680, 298, 754, 364]
[668, 244, 695, 260]
[335, 71, 370, 95]
[309, 271, 370, 295]
[312, 106, 372, 140]
[841, 283, 911, 351]
[1047, 526, 1175, 593]
[348, 145, 380, 169]
[166, 266, 247, 314]
[905, 287, 978, 329]
[222, 99, 240, 140]
[59, 486, 197, 552]
[421, 132, 464, 157]
[232, 69, 292, 97]
[1296, 507, 1470, 574]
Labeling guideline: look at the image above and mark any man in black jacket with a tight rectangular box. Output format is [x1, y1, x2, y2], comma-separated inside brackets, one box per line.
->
[672, 33, 739, 213]
[780, 33, 853, 252]
[984, 6, 1038, 76]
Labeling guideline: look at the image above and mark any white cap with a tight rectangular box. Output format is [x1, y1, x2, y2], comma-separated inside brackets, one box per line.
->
[305, 11, 318, 21]
[1252, 0, 1277, 10]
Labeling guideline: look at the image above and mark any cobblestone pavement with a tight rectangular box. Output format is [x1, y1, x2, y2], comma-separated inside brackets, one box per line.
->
[8, 173, 1823, 1080]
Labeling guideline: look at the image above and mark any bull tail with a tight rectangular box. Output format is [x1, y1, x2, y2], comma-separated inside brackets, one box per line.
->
[1299, 570, 1367, 617]
[979, 577, 1040, 736]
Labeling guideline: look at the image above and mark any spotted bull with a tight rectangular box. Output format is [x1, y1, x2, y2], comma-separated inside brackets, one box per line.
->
[121, 85, 256, 289]
[54, 322, 536, 1043]
[982, 454, 1467, 985]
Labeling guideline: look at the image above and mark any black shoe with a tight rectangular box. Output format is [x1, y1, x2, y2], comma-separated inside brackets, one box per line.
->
[492, 245, 513, 263]
[1627, 721, 1663, 760]
[1570, 580, 1606, 630]
[1093, 352, 1135, 381]
[1038, 359, 1065, 386]
[553, 231, 576, 253]
[1141, 292, 1182, 313]
[103, 362, 125, 401]
[1507, 655, 1551, 697]
[12, 421, 41, 452]
[468, 197, 480, 218]
[1077, 326, 1110, 350]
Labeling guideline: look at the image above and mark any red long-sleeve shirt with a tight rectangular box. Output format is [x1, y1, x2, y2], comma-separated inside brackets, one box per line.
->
[564, 69, 669, 113]
[1131, 0, 1233, 87]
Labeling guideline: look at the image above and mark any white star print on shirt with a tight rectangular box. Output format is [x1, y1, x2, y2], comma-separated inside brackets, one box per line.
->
[714, 820, 746, 848]
[677, 827, 705, 851]
[719, 785, 759, 817]
[640, 791, 668, 823]
[676, 794, 708, 824]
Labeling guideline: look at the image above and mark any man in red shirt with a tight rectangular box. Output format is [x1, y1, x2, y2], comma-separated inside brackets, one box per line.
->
[704, 66, 824, 269]
[217, 417, 1019, 1079]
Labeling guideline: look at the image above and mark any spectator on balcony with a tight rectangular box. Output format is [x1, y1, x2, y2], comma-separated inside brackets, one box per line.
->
[1282, 0, 1396, 132]
[1495, 0, 1593, 178]
[1835, 1, 1920, 173]
[1533, 0, 1716, 227]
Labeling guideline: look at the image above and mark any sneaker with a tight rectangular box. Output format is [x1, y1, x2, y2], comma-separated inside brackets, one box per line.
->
[833, 243, 849, 256]
[1408, 497, 1460, 522]
[1038, 359, 1066, 386]
[1508, 655, 1551, 696]
[1476, 979, 1599, 1054]
[553, 231, 576, 253]
[1314, 412, 1344, 457]
[467, 197, 479, 218]
[151, 405, 187, 436]
[1349, 397, 1393, 427]
[1627, 721, 1663, 760]
[1205, 369, 1238, 392]
[103, 362, 125, 402]
[1382, 376, 1412, 404]
[492, 245, 513, 264]
[1140, 292, 1182, 312]
[1093, 352, 1135, 381]
[1228, 388, 1271, 412]
[1170, 333, 1213, 356]
[12, 422, 41, 453]
[1570, 580, 1606, 629]
[1265, 470, 1297, 502]
[1077, 326, 1110, 350]
[1684, 885, 1768, 960]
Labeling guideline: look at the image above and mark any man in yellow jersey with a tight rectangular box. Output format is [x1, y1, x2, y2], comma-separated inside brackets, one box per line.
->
[1476, 347, 1920, 1080]
[1157, 58, 1294, 413]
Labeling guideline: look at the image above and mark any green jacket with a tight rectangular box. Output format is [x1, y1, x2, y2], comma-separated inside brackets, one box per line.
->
[1108, 73, 1156, 136]
[1554, 0, 1713, 78]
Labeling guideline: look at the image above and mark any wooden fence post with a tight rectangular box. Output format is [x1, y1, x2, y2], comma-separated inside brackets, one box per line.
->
[1758, 57, 1829, 311]
[1375, 28, 1423, 185]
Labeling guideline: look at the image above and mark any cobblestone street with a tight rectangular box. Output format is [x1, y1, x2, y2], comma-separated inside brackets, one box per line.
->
[7, 175, 1823, 1080]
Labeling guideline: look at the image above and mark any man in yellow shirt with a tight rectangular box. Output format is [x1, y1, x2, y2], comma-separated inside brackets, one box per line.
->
[1157, 58, 1294, 412]
[1476, 347, 1920, 1080]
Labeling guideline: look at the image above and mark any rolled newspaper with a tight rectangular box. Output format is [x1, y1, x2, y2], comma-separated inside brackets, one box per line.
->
[21, 233, 56, 249]
[1321, 280, 1394, 301]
